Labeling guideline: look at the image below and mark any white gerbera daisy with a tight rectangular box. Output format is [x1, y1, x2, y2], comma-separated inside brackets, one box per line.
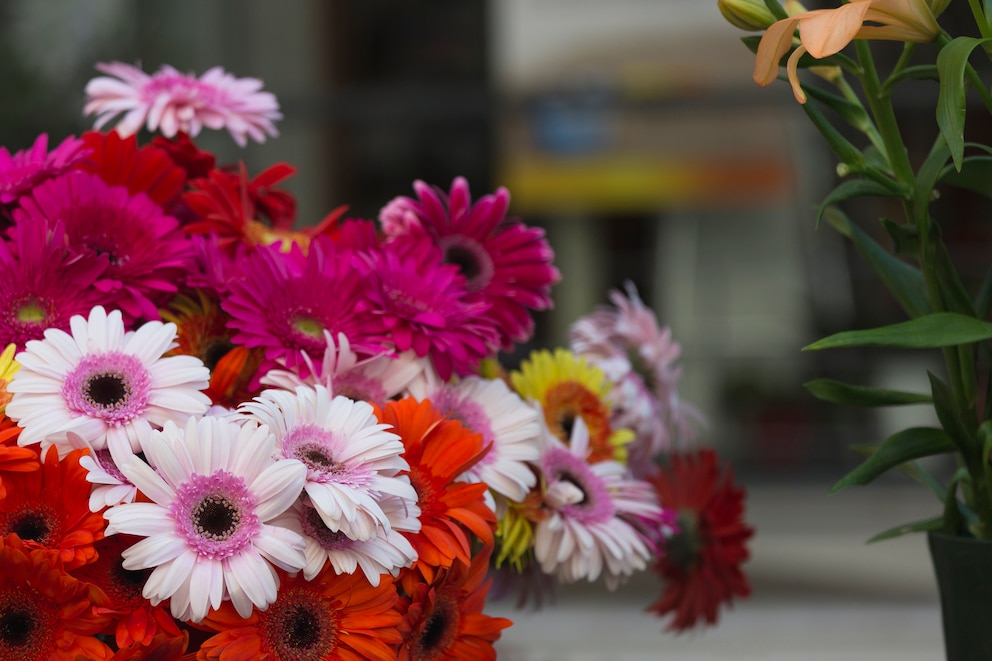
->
[6, 306, 210, 456]
[534, 418, 662, 589]
[408, 373, 540, 503]
[103, 415, 308, 622]
[238, 384, 419, 542]
[67, 431, 138, 511]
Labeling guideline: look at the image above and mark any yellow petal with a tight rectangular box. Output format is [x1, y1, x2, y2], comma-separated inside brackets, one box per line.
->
[754, 16, 803, 86]
[798, 2, 873, 58]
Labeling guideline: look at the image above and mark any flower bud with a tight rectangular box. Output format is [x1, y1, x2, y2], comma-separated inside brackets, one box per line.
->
[718, 0, 778, 31]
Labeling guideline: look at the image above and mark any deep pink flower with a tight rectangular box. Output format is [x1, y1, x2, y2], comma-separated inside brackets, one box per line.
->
[13, 171, 192, 322]
[84, 61, 281, 147]
[0, 134, 89, 206]
[380, 177, 560, 351]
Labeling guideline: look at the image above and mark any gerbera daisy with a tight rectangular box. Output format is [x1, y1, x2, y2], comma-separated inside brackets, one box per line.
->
[0, 446, 106, 570]
[0, 415, 39, 500]
[0, 536, 113, 660]
[376, 398, 496, 586]
[107, 631, 189, 660]
[398, 546, 512, 661]
[198, 564, 404, 661]
[0, 219, 108, 348]
[407, 372, 540, 503]
[380, 176, 560, 352]
[77, 130, 187, 208]
[152, 131, 216, 180]
[646, 448, 754, 632]
[221, 237, 380, 379]
[238, 385, 419, 542]
[6, 306, 211, 456]
[70, 533, 182, 649]
[570, 281, 701, 474]
[362, 238, 497, 380]
[103, 415, 308, 622]
[0, 343, 18, 415]
[533, 419, 662, 588]
[510, 347, 633, 464]
[13, 170, 192, 321]
[67, 431, 138, 510]
[84, 62, 282, 147]
[0, 133, 89, 206]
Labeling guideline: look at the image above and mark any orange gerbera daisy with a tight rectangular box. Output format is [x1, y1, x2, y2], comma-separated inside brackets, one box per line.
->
[376, 397, 496, 586]
[0, 535, 112, 660]
[0, 446, 105, 569]
[71, 534, 182, 649]
[0, 414, 40, 500]
[398, 546, 512, 661]
[197, 566, 404, 661]
[107, 631, 190, 660]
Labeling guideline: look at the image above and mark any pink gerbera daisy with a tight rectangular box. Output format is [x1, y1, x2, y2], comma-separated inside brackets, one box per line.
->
[380, 176, 561, 351]
[0, 133, 89, 206]
[362, 238, 497, 380]
[84, 61, 282, 147]
[0, 220, 108, 348]
[13, 170, 192, 322]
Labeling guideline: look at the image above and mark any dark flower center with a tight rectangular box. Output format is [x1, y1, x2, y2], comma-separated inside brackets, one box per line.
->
[86, 373, 129, 408]
[203, 338, 235, 371]
[7, 509, 55, 545]
[0, 608, 33, 648]
[301, 507, 350, 550]
[114, 557, 151, 594]
[194, 496, 241, 539]
[667, 511, 703, 571]
[301, 447, 337, 471]
[262, 591, 337, 660]
[559, 412, 576, 440]
[414, 594, 459, 658]
[444, 245, 481, 283]
[284, 605, 321, 649]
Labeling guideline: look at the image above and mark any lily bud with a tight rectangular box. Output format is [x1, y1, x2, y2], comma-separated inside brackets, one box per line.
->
[718, 0, 778, 31]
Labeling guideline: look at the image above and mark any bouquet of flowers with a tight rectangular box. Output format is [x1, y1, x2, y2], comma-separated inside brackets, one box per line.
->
[720, 0, 992, 540]
[0, 61, 753, 659]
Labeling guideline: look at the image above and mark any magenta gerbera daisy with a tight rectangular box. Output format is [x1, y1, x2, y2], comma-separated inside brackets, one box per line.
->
[0, 133, 89, 206]
[5, 305, 211, 457]
[222, 237, 381, 380]
[0, 220, 108, 348]
[84, 61, 282, 147]
[380, 176, 561, 351]
[362, 238, 498, 380]
[13, 170, 193, 322]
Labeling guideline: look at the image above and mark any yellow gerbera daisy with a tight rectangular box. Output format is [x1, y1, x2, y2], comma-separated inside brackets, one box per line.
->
[0, 343, 19, 414]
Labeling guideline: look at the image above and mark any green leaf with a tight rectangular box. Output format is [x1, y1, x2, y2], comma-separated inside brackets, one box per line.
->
[943, 476, 966, 535]
[801, 96, 865, 168]
[880, 218, 920, 255]
[830, 427, 957, 492]
[936, 37, 992, 171]
[867, 515, 944, 543]
[801, 85, 876, 137]
[940, 155, 992, 197]
[804, 378, 932, 406]
[805, 312, 992, 350]
[816, 180, 905, 226]
[928, 371, 973, 448]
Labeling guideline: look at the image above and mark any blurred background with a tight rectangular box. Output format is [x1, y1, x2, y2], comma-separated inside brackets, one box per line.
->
[0, 0, 958, 657]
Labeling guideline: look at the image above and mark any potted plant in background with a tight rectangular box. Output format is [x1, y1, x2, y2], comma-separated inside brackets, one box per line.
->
[720, 0, 992, 656]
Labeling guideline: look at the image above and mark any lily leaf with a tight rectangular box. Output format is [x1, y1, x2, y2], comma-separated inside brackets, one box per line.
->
[867, 515, 944, 543]
[804, 378, 931, 406]
[805, 312, 992, 350]
[940, 155, 992, 197]
[936, 37, 992, 171]
[816, 180, 905, 226]
[830, 427, 957, 493]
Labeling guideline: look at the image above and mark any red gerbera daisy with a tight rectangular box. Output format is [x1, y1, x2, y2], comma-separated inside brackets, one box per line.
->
[0, 446, 106, 570]
[380, 176, 560, 352]
[398, 546, 512, 661]
[646, 448, 754, 632]
[0, 535, 112, 660]
[13, 170, 192, 322]
[77, 130, 187, 208]
[198, 565, 404, 661]
[153, 132, 216, 180]
[0, 415, 39, 500]
[375, 397, 496, 587]
[107, 631, 190, 660]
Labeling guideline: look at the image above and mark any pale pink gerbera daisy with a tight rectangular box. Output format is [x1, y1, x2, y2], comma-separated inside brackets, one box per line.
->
[103, 415, 308, 622]
[534, 418, 664, 589]
[84, 61, 281, 147]
[570, 281, 702, 474]
[238, 385, 420, 542]
[0, 219, 108, 348]
[407, 371, 540, 503]
[5, 306, 211, 457]
[0, 133, 89, 206]
[362, 238, 498, 380]
[261, 331, 427, 406]
[67, 431, 138, 511]
[380, 176, 561, 351]
[13, 170, 193, 322]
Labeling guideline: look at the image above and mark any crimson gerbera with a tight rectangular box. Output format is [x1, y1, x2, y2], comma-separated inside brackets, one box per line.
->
[646, 448, 754, 632]
[380, 176, 560, 352]
[13, 170, 192, 322]
[77, 130, 187, 209]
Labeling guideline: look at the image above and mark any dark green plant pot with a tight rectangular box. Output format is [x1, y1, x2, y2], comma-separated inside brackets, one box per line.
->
[928, 531, 992, 660]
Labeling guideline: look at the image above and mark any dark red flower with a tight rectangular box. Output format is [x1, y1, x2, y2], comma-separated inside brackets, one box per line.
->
[78, 130, 186, 208]
[646, 448, 753, 632]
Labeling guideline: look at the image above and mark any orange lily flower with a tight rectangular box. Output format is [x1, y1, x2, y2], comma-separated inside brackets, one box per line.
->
[754, 0, 939, 103]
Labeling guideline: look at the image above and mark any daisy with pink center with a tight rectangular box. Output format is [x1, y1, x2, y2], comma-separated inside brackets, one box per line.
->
[362, 238, 498, 380]
[103, 415, 308, 622]
[238, 385, 420, 542]
[0, 133, 89, 206]
[13, 170, 193, 322]
[380, 176, 561, 351]
[534, 417, 665, 588]
[5, 306, 211, 457]
[84, 62, 281, 147]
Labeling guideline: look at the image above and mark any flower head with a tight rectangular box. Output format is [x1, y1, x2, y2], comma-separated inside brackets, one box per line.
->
[84, 62, 282, 146]
[77, 130, 187, 208]
[0, 133, 89, 205]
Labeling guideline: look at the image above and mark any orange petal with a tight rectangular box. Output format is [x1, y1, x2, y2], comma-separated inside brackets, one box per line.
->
[798, 2, 872, 58]
[753, 16, 803, 86]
